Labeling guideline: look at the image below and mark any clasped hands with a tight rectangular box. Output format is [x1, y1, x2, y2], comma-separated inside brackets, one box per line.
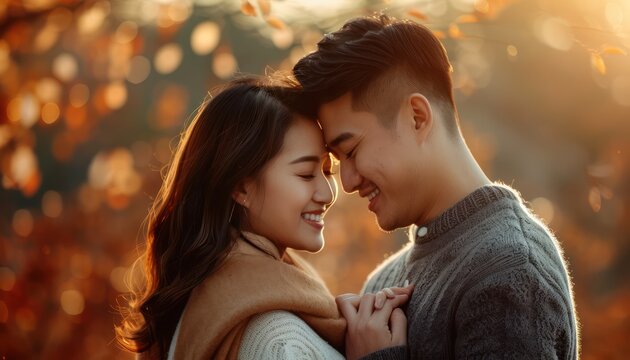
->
[336, 282, 414, 360]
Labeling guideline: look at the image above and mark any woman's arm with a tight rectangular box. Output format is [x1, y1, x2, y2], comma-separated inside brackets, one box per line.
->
[239, 310, 345, 360]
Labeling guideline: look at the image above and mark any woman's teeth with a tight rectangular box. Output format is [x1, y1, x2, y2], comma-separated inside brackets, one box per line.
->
[302, 213, 323, 223]
[367, 188, 380, 201]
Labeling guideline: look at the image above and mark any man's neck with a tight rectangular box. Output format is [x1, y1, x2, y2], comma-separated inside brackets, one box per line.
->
[415, 141, 491, 226]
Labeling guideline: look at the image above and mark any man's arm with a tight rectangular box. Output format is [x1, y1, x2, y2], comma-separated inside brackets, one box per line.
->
[359, 345, 407, 360]
[453, 264, 576, 359]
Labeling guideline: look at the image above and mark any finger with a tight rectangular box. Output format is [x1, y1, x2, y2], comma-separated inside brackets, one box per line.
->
[390, 308, 407, 346]
[375, 291, 386, 310]
[371, 294, 409, 325]
[383, 288, 395, 299]
[336, 294, 360, 322]
[357, 293, 376, 320]
[336, 293, 361, 309]
[382, 294, 410, 310]
[388, 285, 415, 296]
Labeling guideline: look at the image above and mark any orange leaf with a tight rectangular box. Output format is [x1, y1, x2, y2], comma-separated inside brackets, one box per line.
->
[448, 24, 463, 39]
[602, 46, 627, 56]
[506, 45, 518, 57]
[456, 14, 479, 23]
[407, 8, 428, 21]
[588, 187, 602, 212]
[240, 1, 256, 16]
[590, 53, 606, 75]
[266, 16, 286, 30]
[22, 171, 42, 197]
[257, 0, 271, 16]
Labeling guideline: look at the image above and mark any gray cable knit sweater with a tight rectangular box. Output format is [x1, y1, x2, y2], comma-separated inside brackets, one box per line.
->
[360, 184, 578, 359]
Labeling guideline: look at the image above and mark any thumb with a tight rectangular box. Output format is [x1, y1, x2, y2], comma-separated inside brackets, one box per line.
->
[389, 308, 407, 346]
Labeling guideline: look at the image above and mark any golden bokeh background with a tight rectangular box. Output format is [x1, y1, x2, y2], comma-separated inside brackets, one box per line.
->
[0, 0, 628, 359]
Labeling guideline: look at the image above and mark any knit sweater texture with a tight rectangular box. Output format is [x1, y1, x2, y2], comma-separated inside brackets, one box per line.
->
[239, 310, 345, 359]
[168, 310, 344, 359]
[360, 184, 578, 360]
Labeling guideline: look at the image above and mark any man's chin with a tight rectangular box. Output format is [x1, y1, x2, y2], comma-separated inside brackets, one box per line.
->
[375, 215, 400, 232]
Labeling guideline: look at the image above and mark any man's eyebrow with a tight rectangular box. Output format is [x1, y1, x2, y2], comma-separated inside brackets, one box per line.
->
[289, 155, 321, 165]
[328, 132, 354, 149]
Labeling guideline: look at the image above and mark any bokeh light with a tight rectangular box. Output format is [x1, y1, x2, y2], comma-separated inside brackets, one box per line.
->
[191, 21, 220, 55]
[530, 197, 555, 224]
[52, 53, 78, 82]
[104, 82, 128, 110]
[212, 50, 238, 79]
[69, 83, 90, 107]
[127, 56, 151, 84]
[0, 40, 10, 74]
[42, 191, 63, 218]
[114, 21, 138, 44]
[110, 267, 129, 293]
[10, 146, 39, 191]
[0, 267, 16, 292]
[12, 209, 34, 237]
[77, 1, 109, 35]
[35, 77, 62, 103]
[154, 43, 183, 74]
[41, 102, 60, 124]
[60, 290, 85, 316]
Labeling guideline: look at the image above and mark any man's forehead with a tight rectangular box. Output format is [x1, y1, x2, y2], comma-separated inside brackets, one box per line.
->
[317, 115, 344, 145]
[318, 92, 353, 119]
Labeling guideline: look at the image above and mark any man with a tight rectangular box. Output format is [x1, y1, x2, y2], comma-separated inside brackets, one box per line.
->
[292, 14, 578, 360]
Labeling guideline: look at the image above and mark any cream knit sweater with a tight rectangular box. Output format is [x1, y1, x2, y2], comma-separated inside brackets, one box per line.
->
[168, 310, 344, 359]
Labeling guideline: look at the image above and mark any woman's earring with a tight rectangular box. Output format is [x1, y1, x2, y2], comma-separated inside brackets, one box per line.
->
[228, 202, 236, 223]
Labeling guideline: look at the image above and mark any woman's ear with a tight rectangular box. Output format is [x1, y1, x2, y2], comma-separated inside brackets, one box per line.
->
[409, 93, 433, 142]
[231, 178, 255, 208]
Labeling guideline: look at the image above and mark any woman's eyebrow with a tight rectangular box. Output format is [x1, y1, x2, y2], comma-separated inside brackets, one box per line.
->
[289, 155, 320, 165]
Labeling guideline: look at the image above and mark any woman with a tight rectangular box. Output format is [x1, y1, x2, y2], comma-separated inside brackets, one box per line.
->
[116, 77, 410, 359]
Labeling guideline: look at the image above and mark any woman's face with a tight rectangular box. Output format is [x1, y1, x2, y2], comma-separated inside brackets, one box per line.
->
[241, 116, 337, 254]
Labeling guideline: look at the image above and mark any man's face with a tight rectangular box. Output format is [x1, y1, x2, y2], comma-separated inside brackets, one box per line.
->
[319, 92, 425, 231]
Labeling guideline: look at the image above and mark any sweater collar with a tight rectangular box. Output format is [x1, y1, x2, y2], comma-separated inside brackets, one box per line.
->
[412, 184, 521, 245]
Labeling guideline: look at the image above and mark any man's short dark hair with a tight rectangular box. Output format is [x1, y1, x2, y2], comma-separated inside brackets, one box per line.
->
[293, 14, 457, 133]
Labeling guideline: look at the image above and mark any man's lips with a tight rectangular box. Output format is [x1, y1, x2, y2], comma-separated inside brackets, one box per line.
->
[367, 188, 381, 212]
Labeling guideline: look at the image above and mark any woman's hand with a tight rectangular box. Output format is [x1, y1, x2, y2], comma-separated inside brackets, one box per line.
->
[336, 284, 414, 360]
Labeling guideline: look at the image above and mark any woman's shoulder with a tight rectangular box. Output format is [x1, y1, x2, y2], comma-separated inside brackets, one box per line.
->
[239, 310, 344, 360]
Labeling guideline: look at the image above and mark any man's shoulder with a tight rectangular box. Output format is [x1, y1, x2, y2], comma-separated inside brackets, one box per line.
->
[494, 197, 568, 269]
[463, 202, 572, 298]
[361, 242, 413, 294]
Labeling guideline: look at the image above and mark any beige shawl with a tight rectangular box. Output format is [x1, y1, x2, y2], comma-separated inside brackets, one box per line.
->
[142, 230, 346, 359]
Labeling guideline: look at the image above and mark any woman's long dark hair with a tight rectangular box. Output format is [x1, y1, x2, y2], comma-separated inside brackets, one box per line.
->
[115, 77, 304, 358]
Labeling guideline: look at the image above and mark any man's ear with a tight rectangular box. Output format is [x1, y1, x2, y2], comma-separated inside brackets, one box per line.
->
[231, 179, 254, 209]
[409, 93, 433, 142]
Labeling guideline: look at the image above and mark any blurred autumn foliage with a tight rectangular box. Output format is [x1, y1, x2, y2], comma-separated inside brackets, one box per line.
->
[0, 0, 629, 359]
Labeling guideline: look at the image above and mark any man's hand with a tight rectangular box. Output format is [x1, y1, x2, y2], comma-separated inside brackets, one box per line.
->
[336, 285, 414, 360]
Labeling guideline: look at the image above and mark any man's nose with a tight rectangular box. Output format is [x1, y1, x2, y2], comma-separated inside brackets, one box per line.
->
[340, 160, 361, 194]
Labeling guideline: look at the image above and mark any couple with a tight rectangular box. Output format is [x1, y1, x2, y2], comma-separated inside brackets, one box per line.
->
[117, 15, 578, 359]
